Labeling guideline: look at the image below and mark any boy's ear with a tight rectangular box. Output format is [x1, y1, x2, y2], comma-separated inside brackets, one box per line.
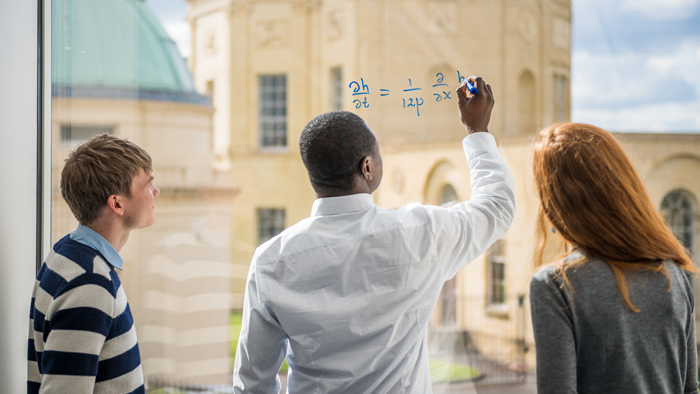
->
[106, 194, 125, 217]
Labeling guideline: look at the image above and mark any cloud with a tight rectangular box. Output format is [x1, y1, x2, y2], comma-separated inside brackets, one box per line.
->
[620, 0, 700, 20]
[572, 41, 700, 131]
[573, 100, 700, 132]
[573, 0, 700, 56]
[146, 0, 191, 58]
[163, 21, 191, 58]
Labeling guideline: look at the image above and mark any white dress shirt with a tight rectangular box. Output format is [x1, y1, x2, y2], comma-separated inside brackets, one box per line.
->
[233, 132, 516, 394]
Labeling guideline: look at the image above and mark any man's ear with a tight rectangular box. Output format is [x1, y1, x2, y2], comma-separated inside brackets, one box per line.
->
[361, 156, 373, 181]
[106, 194, 125, 217]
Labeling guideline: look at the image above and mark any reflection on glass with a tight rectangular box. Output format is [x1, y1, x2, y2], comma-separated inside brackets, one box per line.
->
[48, 0, 700, 391]
[51, 0, 235, 387]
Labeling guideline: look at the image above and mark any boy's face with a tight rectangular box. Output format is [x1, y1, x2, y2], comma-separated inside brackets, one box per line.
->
[122, 169, 160, 230]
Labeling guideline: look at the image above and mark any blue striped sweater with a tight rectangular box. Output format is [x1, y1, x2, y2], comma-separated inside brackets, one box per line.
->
[28, 235, 144, 394]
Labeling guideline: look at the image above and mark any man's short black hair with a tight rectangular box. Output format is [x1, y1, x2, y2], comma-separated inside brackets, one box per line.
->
[299, 111, 377, 194]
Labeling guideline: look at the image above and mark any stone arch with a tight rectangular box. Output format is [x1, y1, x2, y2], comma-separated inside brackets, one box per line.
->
[423, 160, 468, 205]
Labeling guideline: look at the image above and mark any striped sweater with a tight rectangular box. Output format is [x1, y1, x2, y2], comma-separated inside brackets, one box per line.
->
[28, 235, 144, 394]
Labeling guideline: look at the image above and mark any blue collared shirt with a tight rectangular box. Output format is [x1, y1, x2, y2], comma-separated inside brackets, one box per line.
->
[69, 224, 124, 269]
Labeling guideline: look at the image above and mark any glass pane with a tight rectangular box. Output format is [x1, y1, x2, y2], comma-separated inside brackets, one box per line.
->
[50, 0, 235, 388]
[47, 0, 700, 392]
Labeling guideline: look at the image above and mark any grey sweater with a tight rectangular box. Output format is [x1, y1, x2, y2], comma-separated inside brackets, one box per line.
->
[530, 254, 698, 394]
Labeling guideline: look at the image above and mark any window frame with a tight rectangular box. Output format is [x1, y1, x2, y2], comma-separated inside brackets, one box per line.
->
[258, 74, 288, 150]
[0, 1, 51, 392]
[486, 239, 508, 316]
[661, 189, 698, 259]
[330, 66, 343, 111]
[257, 208, 286, 245]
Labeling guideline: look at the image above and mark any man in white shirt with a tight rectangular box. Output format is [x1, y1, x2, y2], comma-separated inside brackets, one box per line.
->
[233, 76, 515, 394]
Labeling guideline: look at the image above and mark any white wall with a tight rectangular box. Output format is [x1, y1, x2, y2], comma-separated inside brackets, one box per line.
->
[0, 1, 42, 392]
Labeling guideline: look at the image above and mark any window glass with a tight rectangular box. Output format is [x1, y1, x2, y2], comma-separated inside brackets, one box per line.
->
[331, 67, 343, 111]
[259, 74, 288, 148]
[661, 189, 697, 256]
[59, 124, 115, 145]
[47, 0, 700, 391]
[487, 239, 507, 306]
[257, 208, 286, 245]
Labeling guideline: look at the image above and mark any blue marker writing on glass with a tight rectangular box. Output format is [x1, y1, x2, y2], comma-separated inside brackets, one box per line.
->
[465, 80, 477, 95]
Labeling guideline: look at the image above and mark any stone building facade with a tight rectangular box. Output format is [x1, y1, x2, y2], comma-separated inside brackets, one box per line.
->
[186, 0, 699, 371]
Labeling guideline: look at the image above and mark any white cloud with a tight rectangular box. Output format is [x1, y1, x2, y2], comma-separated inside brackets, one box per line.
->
[620, 0, 699, 20]
[163, 21, 191, 58]
[573, 100, 700, 132]
[572, 41, 700, 132]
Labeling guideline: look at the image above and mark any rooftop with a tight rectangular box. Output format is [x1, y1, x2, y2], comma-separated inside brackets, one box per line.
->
[52, 0, 208, 105]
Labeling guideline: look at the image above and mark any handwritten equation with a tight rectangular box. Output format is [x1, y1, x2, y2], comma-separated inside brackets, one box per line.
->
[349, 71, 470, 116]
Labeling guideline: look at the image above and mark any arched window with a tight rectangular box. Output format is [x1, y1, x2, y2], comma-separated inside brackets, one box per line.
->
[439, 183, 458, 206]
[518, 70, 536, 135]
[440, 184, 458, 325]
[661, 189, 697, 257]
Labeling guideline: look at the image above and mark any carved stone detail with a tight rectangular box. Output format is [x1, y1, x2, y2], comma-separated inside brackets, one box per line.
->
[518, 11, 537, 44]
[427, 2, 456, 35]
[552, 17, 571, 49]
[256, 19, 289, 48]
[203, 30, 218, 56]
[327, 9, 343, 41]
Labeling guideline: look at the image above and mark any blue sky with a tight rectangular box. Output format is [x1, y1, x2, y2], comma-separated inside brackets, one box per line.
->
[148, 0, 700, 133]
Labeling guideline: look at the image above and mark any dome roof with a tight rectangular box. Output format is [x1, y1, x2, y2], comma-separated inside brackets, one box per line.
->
[52, 0, 207, 104]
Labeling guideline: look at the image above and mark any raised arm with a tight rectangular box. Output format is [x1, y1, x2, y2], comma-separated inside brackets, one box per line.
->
[233, 261, 288, 394]
[426, 76, 516, 279]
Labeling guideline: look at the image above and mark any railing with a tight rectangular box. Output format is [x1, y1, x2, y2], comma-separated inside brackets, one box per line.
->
[428, 294, 529, 387]
[145, 293, 531, 393]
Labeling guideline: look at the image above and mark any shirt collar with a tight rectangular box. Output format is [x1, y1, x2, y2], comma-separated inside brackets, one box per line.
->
[311, 193, 375, 217]
[69, 224, 124, 270]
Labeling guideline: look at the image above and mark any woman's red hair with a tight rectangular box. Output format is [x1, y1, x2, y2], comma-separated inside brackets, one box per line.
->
[533, 122, 696, 312]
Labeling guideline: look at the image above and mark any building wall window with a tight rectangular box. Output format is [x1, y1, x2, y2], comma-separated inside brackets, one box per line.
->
[259, 74, 287, 148]
[517, 70, 536, 134]
[553, 74, 569, 123]
[257, 208, 286, 245]
[331, 67, 343, 111]
[661, 189, 697, 257]
[205, 80, 214, 100]
[60, 124, 115, 145]
[487, 239, 507, 305]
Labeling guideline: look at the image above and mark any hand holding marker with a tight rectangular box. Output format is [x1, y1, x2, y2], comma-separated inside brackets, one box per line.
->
[465, 80, 477, 95]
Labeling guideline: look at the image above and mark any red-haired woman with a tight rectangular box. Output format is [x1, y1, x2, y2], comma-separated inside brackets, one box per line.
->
[529, 123, 698, 394]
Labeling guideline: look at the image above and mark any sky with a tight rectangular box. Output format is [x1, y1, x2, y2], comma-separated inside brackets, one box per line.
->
[147, 0, 700, 133]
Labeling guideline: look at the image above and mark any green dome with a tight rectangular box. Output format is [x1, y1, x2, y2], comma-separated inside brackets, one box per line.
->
[52, 0, 207, 104]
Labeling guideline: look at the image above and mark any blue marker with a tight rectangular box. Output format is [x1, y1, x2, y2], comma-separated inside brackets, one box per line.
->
[465, 80, 477, 95]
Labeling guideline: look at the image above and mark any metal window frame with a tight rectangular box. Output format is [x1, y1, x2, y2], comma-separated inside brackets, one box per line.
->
[0, 1, 51, 391]
[38, 0, 52, 272]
